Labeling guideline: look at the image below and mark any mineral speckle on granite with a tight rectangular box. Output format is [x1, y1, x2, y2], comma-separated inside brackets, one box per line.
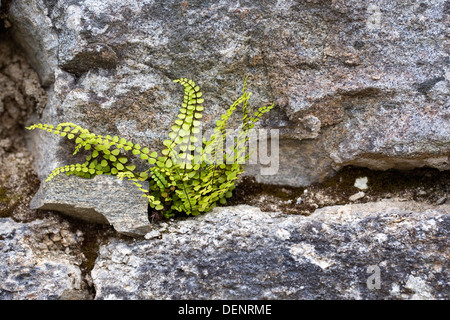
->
[91, 201, 450, 300]
[0, 216, 91, 300]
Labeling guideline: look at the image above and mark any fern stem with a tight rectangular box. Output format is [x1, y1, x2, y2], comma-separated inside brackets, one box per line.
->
[175, 167, 193, 213]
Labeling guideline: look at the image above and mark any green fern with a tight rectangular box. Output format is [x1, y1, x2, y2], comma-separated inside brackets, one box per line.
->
[27, 78, 274, 218]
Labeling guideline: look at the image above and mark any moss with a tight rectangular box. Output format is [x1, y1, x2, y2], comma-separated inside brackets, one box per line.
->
[0, 186, 14, 218]
[0, 186, 9, 202]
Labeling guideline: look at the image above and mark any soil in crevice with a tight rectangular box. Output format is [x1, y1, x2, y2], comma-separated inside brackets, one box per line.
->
[0, 30, 46, 222]
[228, 167, 449, 215]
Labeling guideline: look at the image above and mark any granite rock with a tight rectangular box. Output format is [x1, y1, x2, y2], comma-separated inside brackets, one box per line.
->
[0, 31, 47, 141]
[4, 0, 448, 188]
[8, 0, 58, 87]
[0, 216, 90, 299]
[91, 201, 449, 300]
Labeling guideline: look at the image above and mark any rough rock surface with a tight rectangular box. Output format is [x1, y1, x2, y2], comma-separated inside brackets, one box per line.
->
[2, 0, 448, 301]
[0, 31, 46, 143]
[30, 174, 150, 236]
[0, 30, 46, 223]
[92, 201, 449, 300]
[0, 216, 91, 300]
[4, 0, 448, 187]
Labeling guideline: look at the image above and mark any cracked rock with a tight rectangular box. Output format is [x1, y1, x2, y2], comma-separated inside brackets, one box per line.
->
[7, 0, 449, 188]
[30, 174, 150, 236]
[91, 201, 449, 300]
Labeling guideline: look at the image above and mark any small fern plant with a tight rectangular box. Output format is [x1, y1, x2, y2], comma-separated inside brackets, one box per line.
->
[27, 78, 274, 218]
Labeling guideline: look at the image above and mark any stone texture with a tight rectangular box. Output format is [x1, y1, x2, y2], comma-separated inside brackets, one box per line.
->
[91, 201, 449, 300]
[0, 216, 90, 299]
[8, 0, 59, 87]
[30, 174, 151, 236]
[1, 0, 448, 301]
[0, 32, 47, 141]
[4, 0, 447, 188]
[0, 31, 47, 223]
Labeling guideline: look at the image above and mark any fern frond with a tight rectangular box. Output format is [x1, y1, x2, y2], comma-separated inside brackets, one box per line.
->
[45, 162, 90, 182]
[149, 167, 169, 191]
[27, 77, 275, 218]
[162, 78, 204, 169]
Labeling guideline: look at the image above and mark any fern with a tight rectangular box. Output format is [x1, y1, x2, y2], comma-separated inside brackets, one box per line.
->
[27, 78, 274, 218]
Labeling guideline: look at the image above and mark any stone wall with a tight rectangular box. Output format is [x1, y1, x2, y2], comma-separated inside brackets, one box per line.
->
[5, 0, 449, 186]
[0, 0, 448, 300]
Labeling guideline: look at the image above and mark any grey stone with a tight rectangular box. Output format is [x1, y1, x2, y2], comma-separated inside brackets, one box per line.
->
[436, 196, 447, 205]
[91, 201, 450, 300]
[30, 174, 150, 236]
[349, 191, 365, 201]
[0, 216, 90, 300]
[4, 0, 447, 189]
[0, 34, 47, 141]
[9, 0, 58, 86]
